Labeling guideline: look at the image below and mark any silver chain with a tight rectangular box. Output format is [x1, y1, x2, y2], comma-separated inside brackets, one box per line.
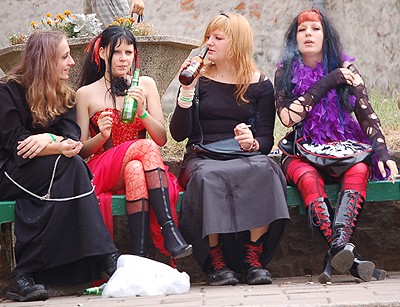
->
[4, 155, 95, 201]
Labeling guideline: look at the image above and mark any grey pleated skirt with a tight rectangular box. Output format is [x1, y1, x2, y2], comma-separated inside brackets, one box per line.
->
[178, 153, 290, 270]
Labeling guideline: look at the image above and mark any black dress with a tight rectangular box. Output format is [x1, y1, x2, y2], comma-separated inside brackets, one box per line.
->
[170, 77, 290, 272]
[0, 81, 117, 285]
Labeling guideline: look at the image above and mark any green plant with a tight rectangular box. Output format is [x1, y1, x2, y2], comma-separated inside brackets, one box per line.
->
[160, 112, 186, 161]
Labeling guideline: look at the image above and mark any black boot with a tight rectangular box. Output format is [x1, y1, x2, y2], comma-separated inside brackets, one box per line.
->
[204, 244, 239, 286]
[349, 257, 375, 282]
[5, 272, 49, 302]
[145, 168, 192, 259]
[372, 268, 387, 280]
[306, 198, 335, 283]
[99, 252, 119, 279]
[318, 252, 333, 284]
[306, 197, 334, 245]
[241, 240, 272, 285]
[126, 199, 150, 257]
[330, 190, 364, 274]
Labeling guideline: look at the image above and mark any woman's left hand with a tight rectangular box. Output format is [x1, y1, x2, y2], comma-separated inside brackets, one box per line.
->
[378, 159, 399, 183]
[17, 133, 53, 159]
[234, 123, 254, 150]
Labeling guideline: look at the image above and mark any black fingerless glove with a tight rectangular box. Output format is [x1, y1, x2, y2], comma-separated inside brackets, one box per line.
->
[306, 68, 347, 104]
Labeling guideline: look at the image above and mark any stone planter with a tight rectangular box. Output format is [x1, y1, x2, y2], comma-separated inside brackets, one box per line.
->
[0, 35, 199, 95]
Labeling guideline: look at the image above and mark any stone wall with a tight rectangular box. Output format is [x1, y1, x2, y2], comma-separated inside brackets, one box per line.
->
[0, 1, 399, 112]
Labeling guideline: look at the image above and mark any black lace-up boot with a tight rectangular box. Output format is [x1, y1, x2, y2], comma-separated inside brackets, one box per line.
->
[241, 240, 272, 285]
[306, 198, 335, 283]
[318, 252, 334, 284]
[306, 197, 334, 244]
[330, 190, 365, 274]
[204, 244, 239, 286]
[5, 272, 49, 302]
[145, 168, 192, 259]
[349, 257, 375, 282]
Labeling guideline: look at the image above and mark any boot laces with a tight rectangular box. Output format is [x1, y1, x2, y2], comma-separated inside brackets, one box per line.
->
[307, 198, 332, 242]
[335, 191, 364, 245]
[244, 244, 263, 268]
[15, 273, 35, 287]
[209, 245, 226, 271]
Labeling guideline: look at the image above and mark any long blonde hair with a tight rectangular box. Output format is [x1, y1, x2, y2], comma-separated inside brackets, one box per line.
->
[4, 31, 74, 127]
[201, 13, 257, 103]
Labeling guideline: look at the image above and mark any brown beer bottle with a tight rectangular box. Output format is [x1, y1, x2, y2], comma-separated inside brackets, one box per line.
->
[178, 45, 209, 86]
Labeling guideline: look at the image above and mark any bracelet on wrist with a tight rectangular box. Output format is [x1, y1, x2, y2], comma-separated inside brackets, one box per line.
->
[49, 133, 56, 142]
[178, 97, 193, 108]
[179, 96, 193, 102]
[139, 110, 148, 119]
[180, 88, 195, 96]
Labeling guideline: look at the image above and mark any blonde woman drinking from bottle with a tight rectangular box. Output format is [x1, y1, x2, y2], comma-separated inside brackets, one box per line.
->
[76, 25, 192, 261]
[170, 13, 290, 286]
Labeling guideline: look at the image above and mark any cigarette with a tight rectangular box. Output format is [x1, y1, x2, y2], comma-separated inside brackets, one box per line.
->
[246, 125, 251, 128]
[392, 174, 400, 178]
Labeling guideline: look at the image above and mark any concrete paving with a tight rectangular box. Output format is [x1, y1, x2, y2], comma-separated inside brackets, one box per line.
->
[1, 272, 400, 307]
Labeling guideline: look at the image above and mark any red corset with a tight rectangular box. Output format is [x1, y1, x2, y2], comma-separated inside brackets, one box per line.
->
[90, 108, 145, 156]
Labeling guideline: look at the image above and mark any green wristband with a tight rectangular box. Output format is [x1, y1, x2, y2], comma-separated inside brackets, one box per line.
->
[139, 111, 148, 119]
[49, 133, 56, 142]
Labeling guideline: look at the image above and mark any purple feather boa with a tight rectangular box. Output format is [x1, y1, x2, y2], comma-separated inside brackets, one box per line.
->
[291, 59, 383, 179]
[291, 59, 367, 144]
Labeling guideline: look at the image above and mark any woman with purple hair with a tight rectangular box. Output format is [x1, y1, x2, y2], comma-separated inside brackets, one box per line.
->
[275, 9, 398, 283]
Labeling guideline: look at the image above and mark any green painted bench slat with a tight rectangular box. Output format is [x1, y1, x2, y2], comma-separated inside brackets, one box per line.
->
[1, 181, 399, 225]
[0, 201, 16, 224]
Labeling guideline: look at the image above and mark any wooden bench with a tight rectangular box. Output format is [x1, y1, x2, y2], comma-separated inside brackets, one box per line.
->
[1, 180, 400, 225]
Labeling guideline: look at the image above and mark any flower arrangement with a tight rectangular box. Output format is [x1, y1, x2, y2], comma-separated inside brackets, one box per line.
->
[31, 11, 103, 38]
[8, 11, 157, 45]
[8, 10, 102, 45]
[109, 17, 157, 36]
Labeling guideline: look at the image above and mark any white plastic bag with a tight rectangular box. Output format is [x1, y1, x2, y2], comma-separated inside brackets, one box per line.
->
[102, 254, 190, 297]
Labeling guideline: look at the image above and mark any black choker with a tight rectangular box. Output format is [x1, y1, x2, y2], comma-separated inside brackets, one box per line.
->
[112, 77, 130, 96]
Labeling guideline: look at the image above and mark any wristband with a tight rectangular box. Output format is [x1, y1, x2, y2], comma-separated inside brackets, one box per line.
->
[49, 133, 56, 142]
[139, 111, 148, 119]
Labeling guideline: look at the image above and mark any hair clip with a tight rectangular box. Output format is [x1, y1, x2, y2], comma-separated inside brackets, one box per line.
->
[220, 13, 229, 18]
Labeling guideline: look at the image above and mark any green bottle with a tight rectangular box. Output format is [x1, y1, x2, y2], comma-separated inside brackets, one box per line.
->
[83, 283, 106, 295]
[121, 69, 140, 124]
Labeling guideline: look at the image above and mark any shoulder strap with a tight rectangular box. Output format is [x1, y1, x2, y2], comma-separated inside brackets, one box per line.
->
[193, 81, 204, 144]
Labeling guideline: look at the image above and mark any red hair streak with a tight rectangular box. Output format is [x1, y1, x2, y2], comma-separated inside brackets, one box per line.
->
[297, 9, 321, 26]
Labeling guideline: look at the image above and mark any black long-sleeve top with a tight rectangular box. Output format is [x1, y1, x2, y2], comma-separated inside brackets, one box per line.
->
[170, 77, 276, 155]
[0, 80, 81, 169]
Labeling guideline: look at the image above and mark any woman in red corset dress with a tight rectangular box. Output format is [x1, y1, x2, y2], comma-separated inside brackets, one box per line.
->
[76, 25, 192, 261]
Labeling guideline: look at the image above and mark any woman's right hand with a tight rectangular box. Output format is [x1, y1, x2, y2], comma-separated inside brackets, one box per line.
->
[97, 110, 113, 140]
[178, 59, 202, 90]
